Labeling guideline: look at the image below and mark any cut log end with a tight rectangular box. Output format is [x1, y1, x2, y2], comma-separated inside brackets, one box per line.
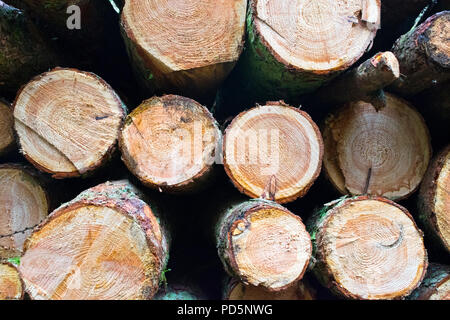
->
[0, 165, 49, 258]
[13, 68, 126, 178]
[419, 145, 450, 252]
[368, 51, 400, 83]
[252, 0, 379, 73]
[423, 12, 450, 69]
[224, 103, 323, 203]
[120, 0, 247, 95]
[120, 95, 221, 192]
[323, 93, 431, 200]
[19, 181, 168, 300]
[313, 197, 427, 300]
[0, 263, 23, 300]
[219, 200, 311, 291]
[0, 100, 14, 156]
[226, 279, 315, 300]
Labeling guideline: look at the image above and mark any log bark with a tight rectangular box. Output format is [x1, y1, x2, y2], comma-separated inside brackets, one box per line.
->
[223, 101, 323, 204]
[154, 284, 203, 300]
[418, 145, 450, 252]
[227, 0, 380, 103]
[0, 164, 49, 259]
[308, 196, 428, 300]
[224, 278, 315, 300]
[408, 263, 450, 300]
[119, 95, 221, 193]
[19, 180, 169, 300]
[216, 199, 312, 291]
[0, 262, 23, 300]
[13, 68, 127, 179]
[120, 0, 247, 101]
[311, 51, 400, 109]
[0, 1, 58, 97]
[322, 93, 431, 200]
[390, 11, 450, 95]
[0, 99, 15, 156]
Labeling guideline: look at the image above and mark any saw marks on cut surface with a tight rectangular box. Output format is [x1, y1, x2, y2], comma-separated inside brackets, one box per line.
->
[120, 95, 221, 190]
[13, 68, 125, 177]
[19, 205, 159, 300]
[321, 198, 426, 299]
[0, 100, 14, 154]
[121, 0, 247, 72]
[323, 93, 431, 200]
[0, 263, 23, 300]
[230, 206, 311, 290]
[254, 0, 379, 72]
[0, 166, 48, 257]
[224, 103, 323, 203]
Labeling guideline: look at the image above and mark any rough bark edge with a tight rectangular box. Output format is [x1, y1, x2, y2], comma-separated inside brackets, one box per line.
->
[0, 1, 59, 96]
[216, 198, 311, 292]
[307, 195, 428, 300]
[20, 180, 169, 300]
[12, 67, 128, 179]
[408, 263, 450, 300]
[223, 101, 323, 204]
[119, 94, 222, 194]
[390, 11, 450, 95]
[417, 144, 450, 253]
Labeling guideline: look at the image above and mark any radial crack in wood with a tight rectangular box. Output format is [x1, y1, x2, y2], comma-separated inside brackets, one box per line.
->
[216, 199, 312, 291]
[323, 93, 431, 200]
[120, 95, 221, 193]
[309, 196, 428, 300]
[13, 68, 127, 178]
[223, 102, 323, 203]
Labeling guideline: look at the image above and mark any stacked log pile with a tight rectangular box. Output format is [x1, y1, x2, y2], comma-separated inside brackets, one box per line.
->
[0, 0, 449, 301]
